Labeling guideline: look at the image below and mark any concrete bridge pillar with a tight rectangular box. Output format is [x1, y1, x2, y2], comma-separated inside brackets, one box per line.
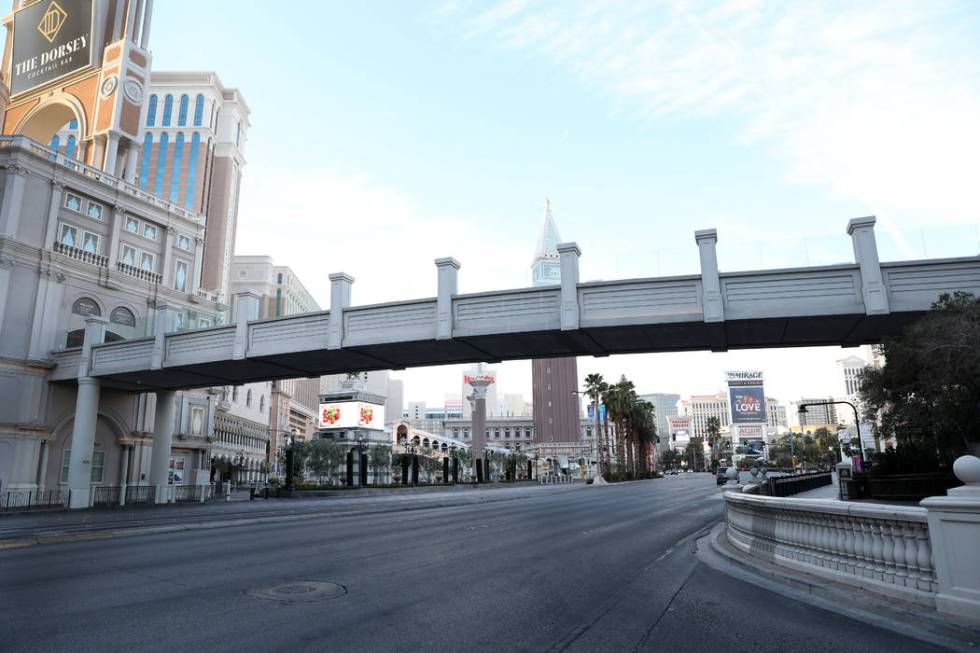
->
[67, 318, 107, 509]
[151, 302, 179, 369]
[327, 273, 354, 349]
[695, 229, 725, 322]
[467, 376, 492, 482]
[847, 216, 890, 315]
[435, 257, 460, 340]
[557, 242, 580, 330]
[149, 390, 177, 503]
[232, 292, 260, 359]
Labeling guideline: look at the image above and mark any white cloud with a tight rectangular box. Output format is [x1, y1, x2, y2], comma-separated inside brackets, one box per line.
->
[444, 0, 980, 224]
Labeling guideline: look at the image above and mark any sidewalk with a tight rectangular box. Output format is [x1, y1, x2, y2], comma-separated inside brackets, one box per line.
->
[698, 522, 980, 652]
[791, 472, 840, 499]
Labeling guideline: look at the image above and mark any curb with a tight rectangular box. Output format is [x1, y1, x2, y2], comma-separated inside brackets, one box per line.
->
[697, 522, 980, 652]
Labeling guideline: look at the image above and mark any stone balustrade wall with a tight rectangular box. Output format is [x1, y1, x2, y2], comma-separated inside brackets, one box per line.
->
[725, 493, 937, 605]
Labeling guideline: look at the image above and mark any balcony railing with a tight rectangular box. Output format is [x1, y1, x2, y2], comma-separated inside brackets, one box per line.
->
[53, 242, 109, 268]
[116, 261, 162, 284]
[0, 135, 204, 225]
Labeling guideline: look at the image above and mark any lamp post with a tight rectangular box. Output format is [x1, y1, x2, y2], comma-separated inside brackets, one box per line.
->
[284, 427, 298, 493]
[572, 389, 600, 480]
[798, 400, 872, 460]
[356, 433, 366, 487]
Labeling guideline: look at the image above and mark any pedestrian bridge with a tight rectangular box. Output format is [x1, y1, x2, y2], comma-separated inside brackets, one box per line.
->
[51, 217, 980, 391]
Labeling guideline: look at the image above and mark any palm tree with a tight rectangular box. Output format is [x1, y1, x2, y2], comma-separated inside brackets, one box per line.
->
[706, 416, 721, 469]
[584, 373, 609, 473]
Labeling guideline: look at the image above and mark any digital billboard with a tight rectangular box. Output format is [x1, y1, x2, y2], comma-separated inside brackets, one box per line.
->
[11, 0, 94, 96]
[729, 386, 766, 424]
[318, 401, 385, 430]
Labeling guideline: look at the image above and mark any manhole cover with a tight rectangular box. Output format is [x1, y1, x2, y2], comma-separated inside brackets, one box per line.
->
[247, 581, 347, 602]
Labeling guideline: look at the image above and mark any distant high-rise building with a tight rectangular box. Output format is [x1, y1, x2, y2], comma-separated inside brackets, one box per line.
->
[407, 401, 426, 421]
[837, 355, 868, 398]
[796, 398, 839, 427]
[682, 393, 730, 441]
[531, 200, 580, 444]
[503, 393, 525, 417]
[229, 256, 320, 453]
[141, 72, 250, 299]
[638, 393, 681, 442]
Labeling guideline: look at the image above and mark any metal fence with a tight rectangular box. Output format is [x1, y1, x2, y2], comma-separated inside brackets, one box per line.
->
[125, 485, 156, 505]
[767, 471, 833, 497]
[174, 485, 214, 502]
[0, 489, 69, 512]
[92, 486, 122, 506]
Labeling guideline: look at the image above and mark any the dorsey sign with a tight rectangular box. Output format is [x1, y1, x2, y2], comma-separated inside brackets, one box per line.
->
[11, 0, 94, 96]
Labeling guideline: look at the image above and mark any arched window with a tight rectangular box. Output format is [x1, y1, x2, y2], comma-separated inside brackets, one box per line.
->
[153, 132, 168, 196]
[177, 95, 189, 127]
[259, 395, 265, 413]
[193, 94, 204, 126]
[184, 133, 200, 209]
[146, 95, 157, 127]
[232, 386, 239, 401]
[49, 134, 60, 152]
[65, 136, 76, 159]
[138, 132, 152, 190]
[68, 119, 78, 130]
[110, 306, 136, 327]
[161, 94, 173, 126]
[71, 297, 101, 316]
[246, 389, 252, 408]
[169, 133, 184, 203]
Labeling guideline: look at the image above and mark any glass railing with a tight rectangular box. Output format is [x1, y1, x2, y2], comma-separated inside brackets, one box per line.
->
[876, 223, 980, 262]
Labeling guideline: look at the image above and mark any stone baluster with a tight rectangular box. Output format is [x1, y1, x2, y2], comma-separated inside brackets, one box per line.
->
[869, 519, 885, 581]
[879, 521, 896, 586]
[856, 518, 874, 578]
[914, 525, 933, 592]
[901, 521, 922, 588]
[889, 519, 908, 587]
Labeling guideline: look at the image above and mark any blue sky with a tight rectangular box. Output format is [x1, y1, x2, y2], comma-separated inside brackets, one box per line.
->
[148, 0, 980, 409]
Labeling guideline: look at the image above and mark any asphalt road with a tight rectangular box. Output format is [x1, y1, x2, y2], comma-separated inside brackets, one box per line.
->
[0, 475, 947, 652]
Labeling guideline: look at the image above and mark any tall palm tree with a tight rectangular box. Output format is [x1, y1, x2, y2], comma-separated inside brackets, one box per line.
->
[584, 373, 608, 473]
[706, 416, 721, 469]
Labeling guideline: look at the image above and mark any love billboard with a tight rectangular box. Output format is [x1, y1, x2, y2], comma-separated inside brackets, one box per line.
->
[729, 386, 766, 424]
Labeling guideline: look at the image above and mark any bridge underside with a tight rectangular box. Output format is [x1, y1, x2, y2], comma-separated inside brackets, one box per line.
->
[90, 311, 920, 392]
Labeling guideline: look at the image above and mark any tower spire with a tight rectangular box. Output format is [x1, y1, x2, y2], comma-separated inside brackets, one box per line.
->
[533, 198, 562, 263]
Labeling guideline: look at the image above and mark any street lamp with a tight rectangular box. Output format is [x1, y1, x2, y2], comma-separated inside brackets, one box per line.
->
[798, 400, 873, 460]
[356, 433, 366, 486]
[572, 388, 601, 479]
[284, 427, 298, 492]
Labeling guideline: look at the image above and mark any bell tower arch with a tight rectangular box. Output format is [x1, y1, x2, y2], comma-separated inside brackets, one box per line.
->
[0, 0, 154, 179]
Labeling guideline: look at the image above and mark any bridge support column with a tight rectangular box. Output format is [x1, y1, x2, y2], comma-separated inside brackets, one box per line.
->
[847, 216, 890, 315]
[67, 318, 107, 509]
[695, 229, 725, 322]
[328, 273, 354, 349]
[150, 390, 177, 504]
[233, 292, 261, 359]
[151, 302, 179, 369]
[467, 377, 492, 483]
[435, 257, 460, 340]
[557, 242, 581, 330]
